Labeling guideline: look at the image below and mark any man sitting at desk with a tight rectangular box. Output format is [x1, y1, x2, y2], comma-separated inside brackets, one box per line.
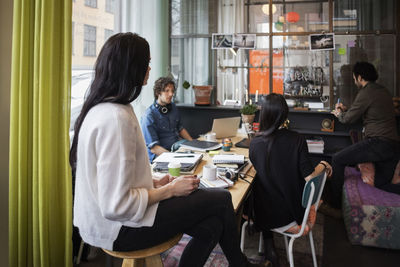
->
[141, 77, 192, 162]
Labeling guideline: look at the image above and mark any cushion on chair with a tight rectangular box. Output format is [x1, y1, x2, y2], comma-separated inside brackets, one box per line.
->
[342, 167, 400, 249]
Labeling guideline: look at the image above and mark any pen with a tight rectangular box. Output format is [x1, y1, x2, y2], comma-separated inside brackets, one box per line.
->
[173, 155, 195, 158]
[337, 98, 343, 111]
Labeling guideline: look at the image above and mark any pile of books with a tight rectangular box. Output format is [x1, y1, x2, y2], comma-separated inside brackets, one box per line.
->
[306, 138, 324, 154]
[152, 152, 203, 174]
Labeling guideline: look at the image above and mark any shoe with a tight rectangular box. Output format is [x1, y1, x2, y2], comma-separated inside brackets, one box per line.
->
[264, 237, 280, 267]
[318, 202, 342, 219]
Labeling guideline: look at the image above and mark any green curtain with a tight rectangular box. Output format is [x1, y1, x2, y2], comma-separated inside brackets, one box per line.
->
[9, 0, 72, 266]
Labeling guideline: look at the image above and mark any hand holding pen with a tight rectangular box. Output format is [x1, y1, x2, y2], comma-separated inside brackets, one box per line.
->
[332, 98, 346, 117]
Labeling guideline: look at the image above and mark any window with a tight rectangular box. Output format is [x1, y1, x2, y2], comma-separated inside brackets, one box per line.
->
[170, 0, 218, 104]
[104, 29, 114, 42]
[83, 25, 96, 57]
[85, 0, 97, 8]
[170, 0, 398, 109]
[105, 0, 115, 13]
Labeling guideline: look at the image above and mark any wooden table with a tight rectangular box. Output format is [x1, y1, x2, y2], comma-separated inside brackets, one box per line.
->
[189, 135, 255, 213]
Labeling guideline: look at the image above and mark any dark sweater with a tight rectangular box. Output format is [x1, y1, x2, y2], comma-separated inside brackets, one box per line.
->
[249, 129, 314, 230]
[338, 82, 398, 141]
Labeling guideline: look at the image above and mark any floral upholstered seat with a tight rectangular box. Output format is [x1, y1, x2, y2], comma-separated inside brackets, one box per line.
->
[342, 167, 400, 249]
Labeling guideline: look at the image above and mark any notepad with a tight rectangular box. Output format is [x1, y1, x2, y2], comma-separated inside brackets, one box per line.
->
[199, 176, 234, 189]
[212, 154, 245, 164]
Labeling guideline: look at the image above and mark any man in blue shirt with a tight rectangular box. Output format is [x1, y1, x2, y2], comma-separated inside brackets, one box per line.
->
[141, 77, 192, 162]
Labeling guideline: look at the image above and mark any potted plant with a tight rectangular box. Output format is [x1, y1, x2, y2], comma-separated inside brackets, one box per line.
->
[183, 80, 213, 105]
[240, 103, 258, 124]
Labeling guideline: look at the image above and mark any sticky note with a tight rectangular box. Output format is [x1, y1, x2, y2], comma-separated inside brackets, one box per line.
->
[338, 48, 346, 55]
[348, 40, 356, 47]
[208, 151, 220, 157]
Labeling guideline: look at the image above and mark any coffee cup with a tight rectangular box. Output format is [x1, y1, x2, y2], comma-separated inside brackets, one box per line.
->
[168, 162, 181, 177]
[205, 132, 217, 142]
[203, 164, 217, 181]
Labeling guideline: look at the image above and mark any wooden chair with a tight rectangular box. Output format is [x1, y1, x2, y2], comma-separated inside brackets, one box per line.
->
[102, 234, 183, 267]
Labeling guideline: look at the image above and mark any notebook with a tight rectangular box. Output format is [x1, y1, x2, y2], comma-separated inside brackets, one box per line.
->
[152, 152, 203, 173]
[211, 117, 241, 138]
[179, 140, 222, 152]
[212, 154, 245, 164]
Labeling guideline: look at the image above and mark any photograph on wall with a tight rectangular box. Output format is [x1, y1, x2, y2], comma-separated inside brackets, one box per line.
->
[309, 33, 335, 51]
[212, 34, 233, 49]
[233, 34, 256, 49]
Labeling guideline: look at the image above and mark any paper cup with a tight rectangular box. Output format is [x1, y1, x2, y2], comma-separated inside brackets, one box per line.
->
[203, 164, 217, 181]
[168, 162, 181, 177]
[205, 132, 217, 142]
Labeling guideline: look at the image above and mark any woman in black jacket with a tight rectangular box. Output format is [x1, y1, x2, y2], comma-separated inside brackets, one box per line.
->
[249, 94, 332, 266]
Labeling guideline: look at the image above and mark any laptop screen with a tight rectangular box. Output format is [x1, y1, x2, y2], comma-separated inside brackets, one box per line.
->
[211, 117, 241, 138]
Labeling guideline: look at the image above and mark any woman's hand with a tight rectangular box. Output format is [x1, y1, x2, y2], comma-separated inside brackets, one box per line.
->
[169, 175, 200, 197]
[153, 174, 174, 188]
[321, 161, 333, 178]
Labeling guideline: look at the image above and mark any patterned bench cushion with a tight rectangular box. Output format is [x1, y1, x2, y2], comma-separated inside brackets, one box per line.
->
[342, 167, 400, 250]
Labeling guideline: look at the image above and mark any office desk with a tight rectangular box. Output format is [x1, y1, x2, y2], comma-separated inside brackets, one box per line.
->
[188, 135, 255, 214]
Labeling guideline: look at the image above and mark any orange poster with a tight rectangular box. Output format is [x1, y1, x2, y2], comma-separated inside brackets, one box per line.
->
[249, 50, 283, 95]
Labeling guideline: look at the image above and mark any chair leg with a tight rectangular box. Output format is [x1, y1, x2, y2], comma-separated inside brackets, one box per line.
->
[309, 231, 318, 267]
[287, 237, 295, 267]
[145, 254, 164, 267]
[122, 258, 144, 267]
[240, 221, 248, 252]
[283, 236, 289, 261]
[75, 239, 85, 265]
[258, 232, 264, 255]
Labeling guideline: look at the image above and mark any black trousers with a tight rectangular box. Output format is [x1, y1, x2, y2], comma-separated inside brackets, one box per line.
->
[330, 137, 400, 208]
[112, 188, 247, 267]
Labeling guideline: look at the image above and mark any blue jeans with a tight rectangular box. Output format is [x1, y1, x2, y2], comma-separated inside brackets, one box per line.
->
[112, 188, 247, 267]
[330, 137, 400, 208]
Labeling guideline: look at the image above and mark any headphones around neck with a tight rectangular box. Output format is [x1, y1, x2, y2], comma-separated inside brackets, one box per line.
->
[154, 102, 172, 114]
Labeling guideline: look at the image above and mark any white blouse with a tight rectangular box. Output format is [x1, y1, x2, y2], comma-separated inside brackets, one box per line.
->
[73, 103, 158, 250]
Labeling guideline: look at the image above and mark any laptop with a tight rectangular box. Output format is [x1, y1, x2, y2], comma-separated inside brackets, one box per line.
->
[211, 117, 241, 138]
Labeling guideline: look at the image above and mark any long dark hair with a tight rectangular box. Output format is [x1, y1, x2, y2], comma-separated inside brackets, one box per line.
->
[257, 93, 289, 170]
[69, 32, 150, 175]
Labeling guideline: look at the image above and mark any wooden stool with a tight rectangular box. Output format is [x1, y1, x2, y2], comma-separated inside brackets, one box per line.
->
[103, 234, 183, 267]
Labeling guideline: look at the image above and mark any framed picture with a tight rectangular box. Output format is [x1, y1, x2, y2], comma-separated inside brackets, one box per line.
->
[309, 33, 335, 51]
[212, 34, 233, 49]
[233, 34, 256, 49]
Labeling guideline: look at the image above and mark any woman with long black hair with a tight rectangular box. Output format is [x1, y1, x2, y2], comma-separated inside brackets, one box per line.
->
[249, 94, 332, 267]
[71, 32, 263, 267]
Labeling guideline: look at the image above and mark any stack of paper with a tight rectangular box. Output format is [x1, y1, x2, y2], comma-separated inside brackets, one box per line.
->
[152, 152, 203, 173]
[306, 138, 324, 154]
[212, 154, 245, 164]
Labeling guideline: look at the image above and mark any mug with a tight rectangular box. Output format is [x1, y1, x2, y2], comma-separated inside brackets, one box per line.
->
[203, 164, 217, 181]
[205, 132, 217, 142]
[168, 162, 181, 177]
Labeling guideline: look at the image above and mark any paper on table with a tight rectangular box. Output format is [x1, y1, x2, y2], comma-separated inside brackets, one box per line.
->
[200, 176, 234, 188]
[153, 152, 202, 164]
[212, 154, 245, 164]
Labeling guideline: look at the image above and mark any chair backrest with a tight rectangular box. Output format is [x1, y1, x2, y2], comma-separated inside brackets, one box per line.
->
[301, 171, 327, 209]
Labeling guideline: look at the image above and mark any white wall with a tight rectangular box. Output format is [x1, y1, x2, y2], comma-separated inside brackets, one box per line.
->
[0, 0, 12, 265]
